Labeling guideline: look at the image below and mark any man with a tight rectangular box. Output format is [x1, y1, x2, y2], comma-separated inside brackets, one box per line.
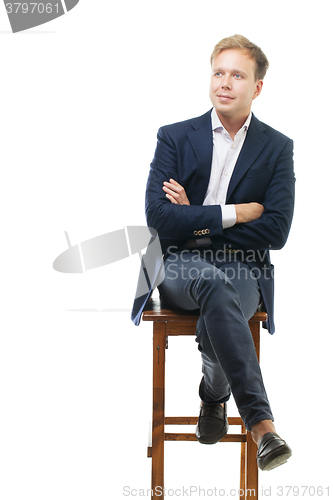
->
[132, 35, 295, 471]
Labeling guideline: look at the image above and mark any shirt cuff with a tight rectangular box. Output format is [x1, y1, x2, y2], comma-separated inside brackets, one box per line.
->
[221, 204, 237, 229]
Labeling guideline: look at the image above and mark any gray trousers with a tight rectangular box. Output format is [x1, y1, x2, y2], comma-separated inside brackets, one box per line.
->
[158, 248, 273, 431]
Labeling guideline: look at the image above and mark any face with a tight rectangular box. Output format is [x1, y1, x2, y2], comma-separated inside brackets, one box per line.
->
[210, 49, 263, 123]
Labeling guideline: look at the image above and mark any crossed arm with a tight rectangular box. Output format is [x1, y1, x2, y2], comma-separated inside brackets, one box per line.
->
[146, 125, 295, 251]
[162, 178, 264, 224]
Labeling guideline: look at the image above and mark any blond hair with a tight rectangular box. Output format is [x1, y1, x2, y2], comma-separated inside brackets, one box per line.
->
[211, 34, 269, 80]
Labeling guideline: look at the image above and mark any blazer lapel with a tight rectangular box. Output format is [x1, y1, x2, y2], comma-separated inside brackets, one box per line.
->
[226, 115, 268, 201]
[187, 111, 213, 205]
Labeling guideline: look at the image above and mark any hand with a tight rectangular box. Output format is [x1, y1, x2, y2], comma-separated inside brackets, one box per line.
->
[162, 179, 190, 205]
[235, 202, 264, 223]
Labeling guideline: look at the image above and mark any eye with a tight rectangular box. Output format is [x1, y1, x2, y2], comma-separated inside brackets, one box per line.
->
[214, 71, 223, 77]
[234, 74, 242, 79]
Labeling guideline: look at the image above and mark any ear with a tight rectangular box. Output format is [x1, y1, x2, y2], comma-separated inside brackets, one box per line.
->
[253, 80, 263, 100]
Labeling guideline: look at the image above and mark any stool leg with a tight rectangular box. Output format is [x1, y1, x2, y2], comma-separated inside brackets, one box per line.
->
[240, 424, 246, 500]
[249, 320, 260, 364]
[245, 320, 260, 499]
[246, 431, 258, 499]
[151, 321, 166, 499]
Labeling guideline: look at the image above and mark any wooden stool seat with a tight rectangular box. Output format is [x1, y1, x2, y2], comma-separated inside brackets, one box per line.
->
[142, 297, 267, 500]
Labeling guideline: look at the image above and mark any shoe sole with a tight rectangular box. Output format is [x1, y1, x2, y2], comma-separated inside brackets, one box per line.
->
[258, 447, 292, 471]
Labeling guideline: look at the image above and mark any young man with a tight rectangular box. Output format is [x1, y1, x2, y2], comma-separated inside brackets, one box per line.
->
[132, 35, 295, 471]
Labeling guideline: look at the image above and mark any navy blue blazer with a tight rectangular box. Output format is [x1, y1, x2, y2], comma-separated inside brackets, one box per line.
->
[131, 110, 295, 333]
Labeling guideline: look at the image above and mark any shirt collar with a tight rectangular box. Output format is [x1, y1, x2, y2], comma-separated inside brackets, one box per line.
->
[211, 107, 252, 133]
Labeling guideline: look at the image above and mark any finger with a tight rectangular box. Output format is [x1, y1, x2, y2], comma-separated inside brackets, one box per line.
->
[169, 178, 181, 186]
[163, 181, 182, 194]
[165, 193, 178, 204]
[163, 185, 180, 198]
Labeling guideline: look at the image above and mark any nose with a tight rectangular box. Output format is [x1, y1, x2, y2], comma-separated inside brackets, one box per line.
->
[221, 74, 232, 89]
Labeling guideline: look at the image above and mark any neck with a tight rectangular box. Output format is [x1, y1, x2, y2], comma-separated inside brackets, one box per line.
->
[216, 110, 250, 140]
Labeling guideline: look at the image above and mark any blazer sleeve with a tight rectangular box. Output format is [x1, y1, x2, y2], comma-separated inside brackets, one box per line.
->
[220, 138, 296, 251]
[145, 126, 223, 242]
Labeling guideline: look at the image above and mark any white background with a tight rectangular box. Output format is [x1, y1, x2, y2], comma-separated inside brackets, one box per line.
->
[0, 1, 332, 499]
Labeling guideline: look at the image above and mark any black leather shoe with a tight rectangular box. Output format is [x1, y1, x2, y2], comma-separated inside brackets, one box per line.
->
[257, 432, 292, 471]
[195, 403, 229, 444]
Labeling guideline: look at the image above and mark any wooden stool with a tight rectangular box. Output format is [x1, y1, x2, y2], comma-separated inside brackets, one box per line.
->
[142, 297, 267, 500]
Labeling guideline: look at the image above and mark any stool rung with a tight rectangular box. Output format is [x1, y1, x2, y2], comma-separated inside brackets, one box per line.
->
[147, 429, 247, 457]
[165, 433, 246, 442]
[165, 416, 243, 426]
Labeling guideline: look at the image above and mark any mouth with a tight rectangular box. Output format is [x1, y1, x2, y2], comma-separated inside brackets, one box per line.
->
[217, 94, 234, 101]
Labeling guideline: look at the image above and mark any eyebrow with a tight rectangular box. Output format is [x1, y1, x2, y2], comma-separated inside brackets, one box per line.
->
[213, 68, 248, 76]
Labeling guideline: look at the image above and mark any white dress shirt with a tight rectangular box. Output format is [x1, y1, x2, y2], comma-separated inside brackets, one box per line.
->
[203, 108, 252, 228]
